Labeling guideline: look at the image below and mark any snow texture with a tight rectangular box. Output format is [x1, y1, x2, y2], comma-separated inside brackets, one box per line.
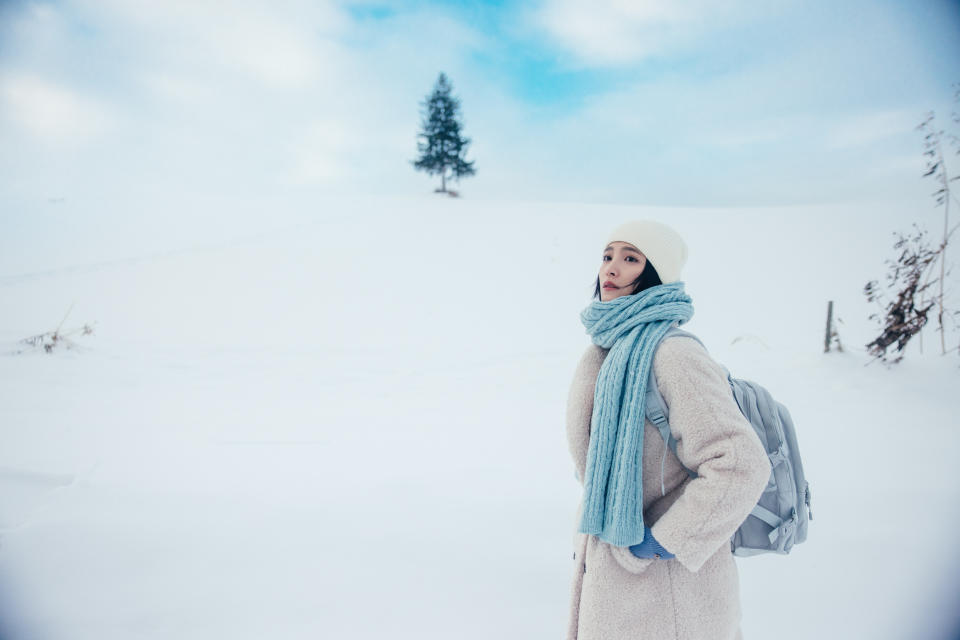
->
[1, 194, 958, 639]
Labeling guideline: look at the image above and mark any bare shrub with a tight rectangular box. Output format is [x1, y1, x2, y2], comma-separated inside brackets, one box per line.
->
[864, 226, 940, 363]
[8, 305, 95, 355]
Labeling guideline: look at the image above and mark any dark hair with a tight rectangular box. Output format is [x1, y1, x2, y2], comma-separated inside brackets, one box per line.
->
[593, 260, 663, 300]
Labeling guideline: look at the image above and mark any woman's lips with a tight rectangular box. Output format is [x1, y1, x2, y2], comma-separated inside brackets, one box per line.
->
[603, 281, 618, 289]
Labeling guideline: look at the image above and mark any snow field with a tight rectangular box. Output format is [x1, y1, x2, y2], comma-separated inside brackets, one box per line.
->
[0, 194, 958, 638]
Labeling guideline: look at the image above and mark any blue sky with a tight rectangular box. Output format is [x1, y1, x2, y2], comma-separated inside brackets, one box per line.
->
[1, 0, 958, 207]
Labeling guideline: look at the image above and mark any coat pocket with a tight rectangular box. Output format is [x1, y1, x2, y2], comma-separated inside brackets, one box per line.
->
[607, 543, 656, 574]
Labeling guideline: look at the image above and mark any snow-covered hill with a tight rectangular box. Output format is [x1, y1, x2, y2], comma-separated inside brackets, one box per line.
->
[1, 194, 958, 639]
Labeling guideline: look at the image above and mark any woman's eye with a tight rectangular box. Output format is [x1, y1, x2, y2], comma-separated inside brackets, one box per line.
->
[626, 256, 637, 262]
[602, 255, 611, 261]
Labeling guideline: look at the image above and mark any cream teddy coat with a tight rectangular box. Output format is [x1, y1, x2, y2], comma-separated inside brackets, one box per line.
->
[565, 336, 771, 640]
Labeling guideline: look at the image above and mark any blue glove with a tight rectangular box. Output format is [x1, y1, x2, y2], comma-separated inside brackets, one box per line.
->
[628, 526, 675, 559]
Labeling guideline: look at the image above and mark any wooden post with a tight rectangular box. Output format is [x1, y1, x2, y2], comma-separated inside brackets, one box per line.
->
[824, 301, 834, 353]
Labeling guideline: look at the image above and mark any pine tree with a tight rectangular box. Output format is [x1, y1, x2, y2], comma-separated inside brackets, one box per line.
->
[412, 73, 476, 194]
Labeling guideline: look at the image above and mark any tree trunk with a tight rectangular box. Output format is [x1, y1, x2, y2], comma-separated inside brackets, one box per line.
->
[441, 169, 447, 193]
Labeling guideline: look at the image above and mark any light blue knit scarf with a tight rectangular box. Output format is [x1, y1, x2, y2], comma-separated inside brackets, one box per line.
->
[578, 282, 694, 547]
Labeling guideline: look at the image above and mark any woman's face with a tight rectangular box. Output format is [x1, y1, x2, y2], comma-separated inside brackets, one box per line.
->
[599, 241, 648, 301]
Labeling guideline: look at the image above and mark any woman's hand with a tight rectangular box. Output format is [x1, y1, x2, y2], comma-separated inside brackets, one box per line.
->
[628, 526, 675, 559]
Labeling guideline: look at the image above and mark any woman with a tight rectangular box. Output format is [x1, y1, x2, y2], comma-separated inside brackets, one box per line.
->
[565, 220, 771, 640]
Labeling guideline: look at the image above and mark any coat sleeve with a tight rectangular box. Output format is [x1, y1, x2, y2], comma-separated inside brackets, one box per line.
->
[648, 336, 771, 573]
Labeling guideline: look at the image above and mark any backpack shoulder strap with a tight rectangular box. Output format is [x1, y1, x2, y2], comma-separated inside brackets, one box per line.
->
[645, 326, 708, 428]
[661, 327, 707, 351]
[646, 325, 703, 482]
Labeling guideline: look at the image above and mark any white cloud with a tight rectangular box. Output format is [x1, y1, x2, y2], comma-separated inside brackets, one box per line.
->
[531, 0, 757, 67]
[69, 0, 347, 89]
[825, 110, 918, 150]
[141, 72, 217, 107]
[0, 74, 112, 144]
[216, 17, 322, 88]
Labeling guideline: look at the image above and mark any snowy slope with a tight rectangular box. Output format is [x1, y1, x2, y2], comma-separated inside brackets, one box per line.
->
[0, 194, 958, 639]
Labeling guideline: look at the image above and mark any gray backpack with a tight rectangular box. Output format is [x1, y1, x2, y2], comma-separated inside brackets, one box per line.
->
[645, 328, 812, 556]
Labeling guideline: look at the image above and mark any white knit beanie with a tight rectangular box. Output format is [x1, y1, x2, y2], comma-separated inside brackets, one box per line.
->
[606, 220, 688, 284]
